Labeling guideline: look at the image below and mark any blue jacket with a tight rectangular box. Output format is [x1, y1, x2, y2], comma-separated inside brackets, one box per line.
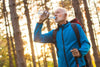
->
[34, 22, 90, 67]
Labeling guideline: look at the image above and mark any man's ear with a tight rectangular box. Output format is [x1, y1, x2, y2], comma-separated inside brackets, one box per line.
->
[65, 13, 67, 17]
[64, 13, 67, 19]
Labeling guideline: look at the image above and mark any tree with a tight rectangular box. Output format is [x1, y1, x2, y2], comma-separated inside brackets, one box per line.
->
[8, 0, 26, 67]
[59, 0, 71, 10]
[71, 0, 93, 67]
[61, 0, 64, 7]
[82, 0, 100, 67]
[71, 0, 85, 28]
[49, 44, 58, 67]
[3, 0, 14, 67]
[8, 14, 18, 67]
[36, 0, 58, 66]
[46, 19, 58, 67]
[43, 44, 47, 67]
[23, 0, 36, 67]
[44, 0, 58, 67]
[3, 0, 18, 67]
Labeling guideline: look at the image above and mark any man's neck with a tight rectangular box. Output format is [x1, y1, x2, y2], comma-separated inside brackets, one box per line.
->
[58, 20, 68, 25]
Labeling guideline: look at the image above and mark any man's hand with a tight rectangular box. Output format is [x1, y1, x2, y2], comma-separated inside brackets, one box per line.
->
[38, 11, 49, 23]
[70, 48, 81, 58]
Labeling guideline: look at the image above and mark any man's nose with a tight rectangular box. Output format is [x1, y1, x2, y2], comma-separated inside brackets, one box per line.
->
[55, 14, 57, 17]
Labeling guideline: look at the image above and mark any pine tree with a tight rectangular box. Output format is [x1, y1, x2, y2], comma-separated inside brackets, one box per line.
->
[3, 0, 14, 67]
[82, 0, 100, 67]
[72, 0, 84, 28]
[3, 0, 18, 67]
[8, 0, 26, 67]
[72, 0, 93, 67]
[44, 0, 58, 67]
[23, 0, 36, 67]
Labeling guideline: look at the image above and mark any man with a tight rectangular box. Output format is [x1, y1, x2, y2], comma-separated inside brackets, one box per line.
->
[34, 7, 90, 67]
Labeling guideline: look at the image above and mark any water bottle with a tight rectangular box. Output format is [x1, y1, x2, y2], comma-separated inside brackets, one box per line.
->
[38, 10, 56, 19]
[49, 16, 56, 19]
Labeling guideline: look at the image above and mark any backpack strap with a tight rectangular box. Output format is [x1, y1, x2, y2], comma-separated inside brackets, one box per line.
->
[71, 23, 81, 66]
[53, 28, 59, 50]
[71, 23, 90, 67]
[53, 23, 81, 53]
[71, 23, 81, 47]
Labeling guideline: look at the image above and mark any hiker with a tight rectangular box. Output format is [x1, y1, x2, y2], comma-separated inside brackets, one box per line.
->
[34, 7, 90, 67]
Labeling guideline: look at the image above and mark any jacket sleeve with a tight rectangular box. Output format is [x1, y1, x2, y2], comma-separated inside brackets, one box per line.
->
[34, 23, 54, 43]
[76, 24, 91, 56]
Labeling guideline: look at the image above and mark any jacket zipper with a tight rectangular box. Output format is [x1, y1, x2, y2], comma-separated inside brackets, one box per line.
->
[62, 27, 69, 67]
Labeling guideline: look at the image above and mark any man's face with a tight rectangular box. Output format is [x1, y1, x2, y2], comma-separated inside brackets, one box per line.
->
[54, 9, 66, 23]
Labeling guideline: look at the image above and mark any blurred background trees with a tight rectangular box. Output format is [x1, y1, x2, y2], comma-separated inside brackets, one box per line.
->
[0, 0, 100, 67]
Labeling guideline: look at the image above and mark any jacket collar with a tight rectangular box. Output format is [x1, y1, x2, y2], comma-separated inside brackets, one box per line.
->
[58, 21, 70, 29]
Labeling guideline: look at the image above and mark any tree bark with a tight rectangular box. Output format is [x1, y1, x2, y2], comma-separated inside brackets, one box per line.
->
[82, 0, 100, 67]
[23, 0, 36, 67]
[5, 23, 14, 67]
[72, 0, 84, 28]
[3, 0, 14, 67]
[4, 5, 18, 67]
[8, 14, 18, 67]
[9, 23, 18, 67]
[3, 0, 18, 66]
[4, 14, 14, 67]
[9, 0, 26, 67]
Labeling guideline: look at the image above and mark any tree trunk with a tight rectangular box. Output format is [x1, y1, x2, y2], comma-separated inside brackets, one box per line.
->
[9, 22, 18, 67]
[61, 0, 64, 7]
[46, 19, 58, 67]
[4, 14, 14, 67]
[23, 0, 36, 67]
[82, 0, 100, 67]
[4, 5, 18, 67]
[72, 0, 93, 67]
[72, 0, 85, 28]
[8, 0, 26, 67]
[50, 44, 58, 67]
[3, 0, 14, 67]
[44, 0, 58, 67]
[8, 14, 18, 67]
[43, 44, 47, 67]
[5, 23, 14, 67]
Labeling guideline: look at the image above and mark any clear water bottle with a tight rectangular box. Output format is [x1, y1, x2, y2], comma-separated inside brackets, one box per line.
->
[49, 15, 56, 19]
[38, 10, 56, 19]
